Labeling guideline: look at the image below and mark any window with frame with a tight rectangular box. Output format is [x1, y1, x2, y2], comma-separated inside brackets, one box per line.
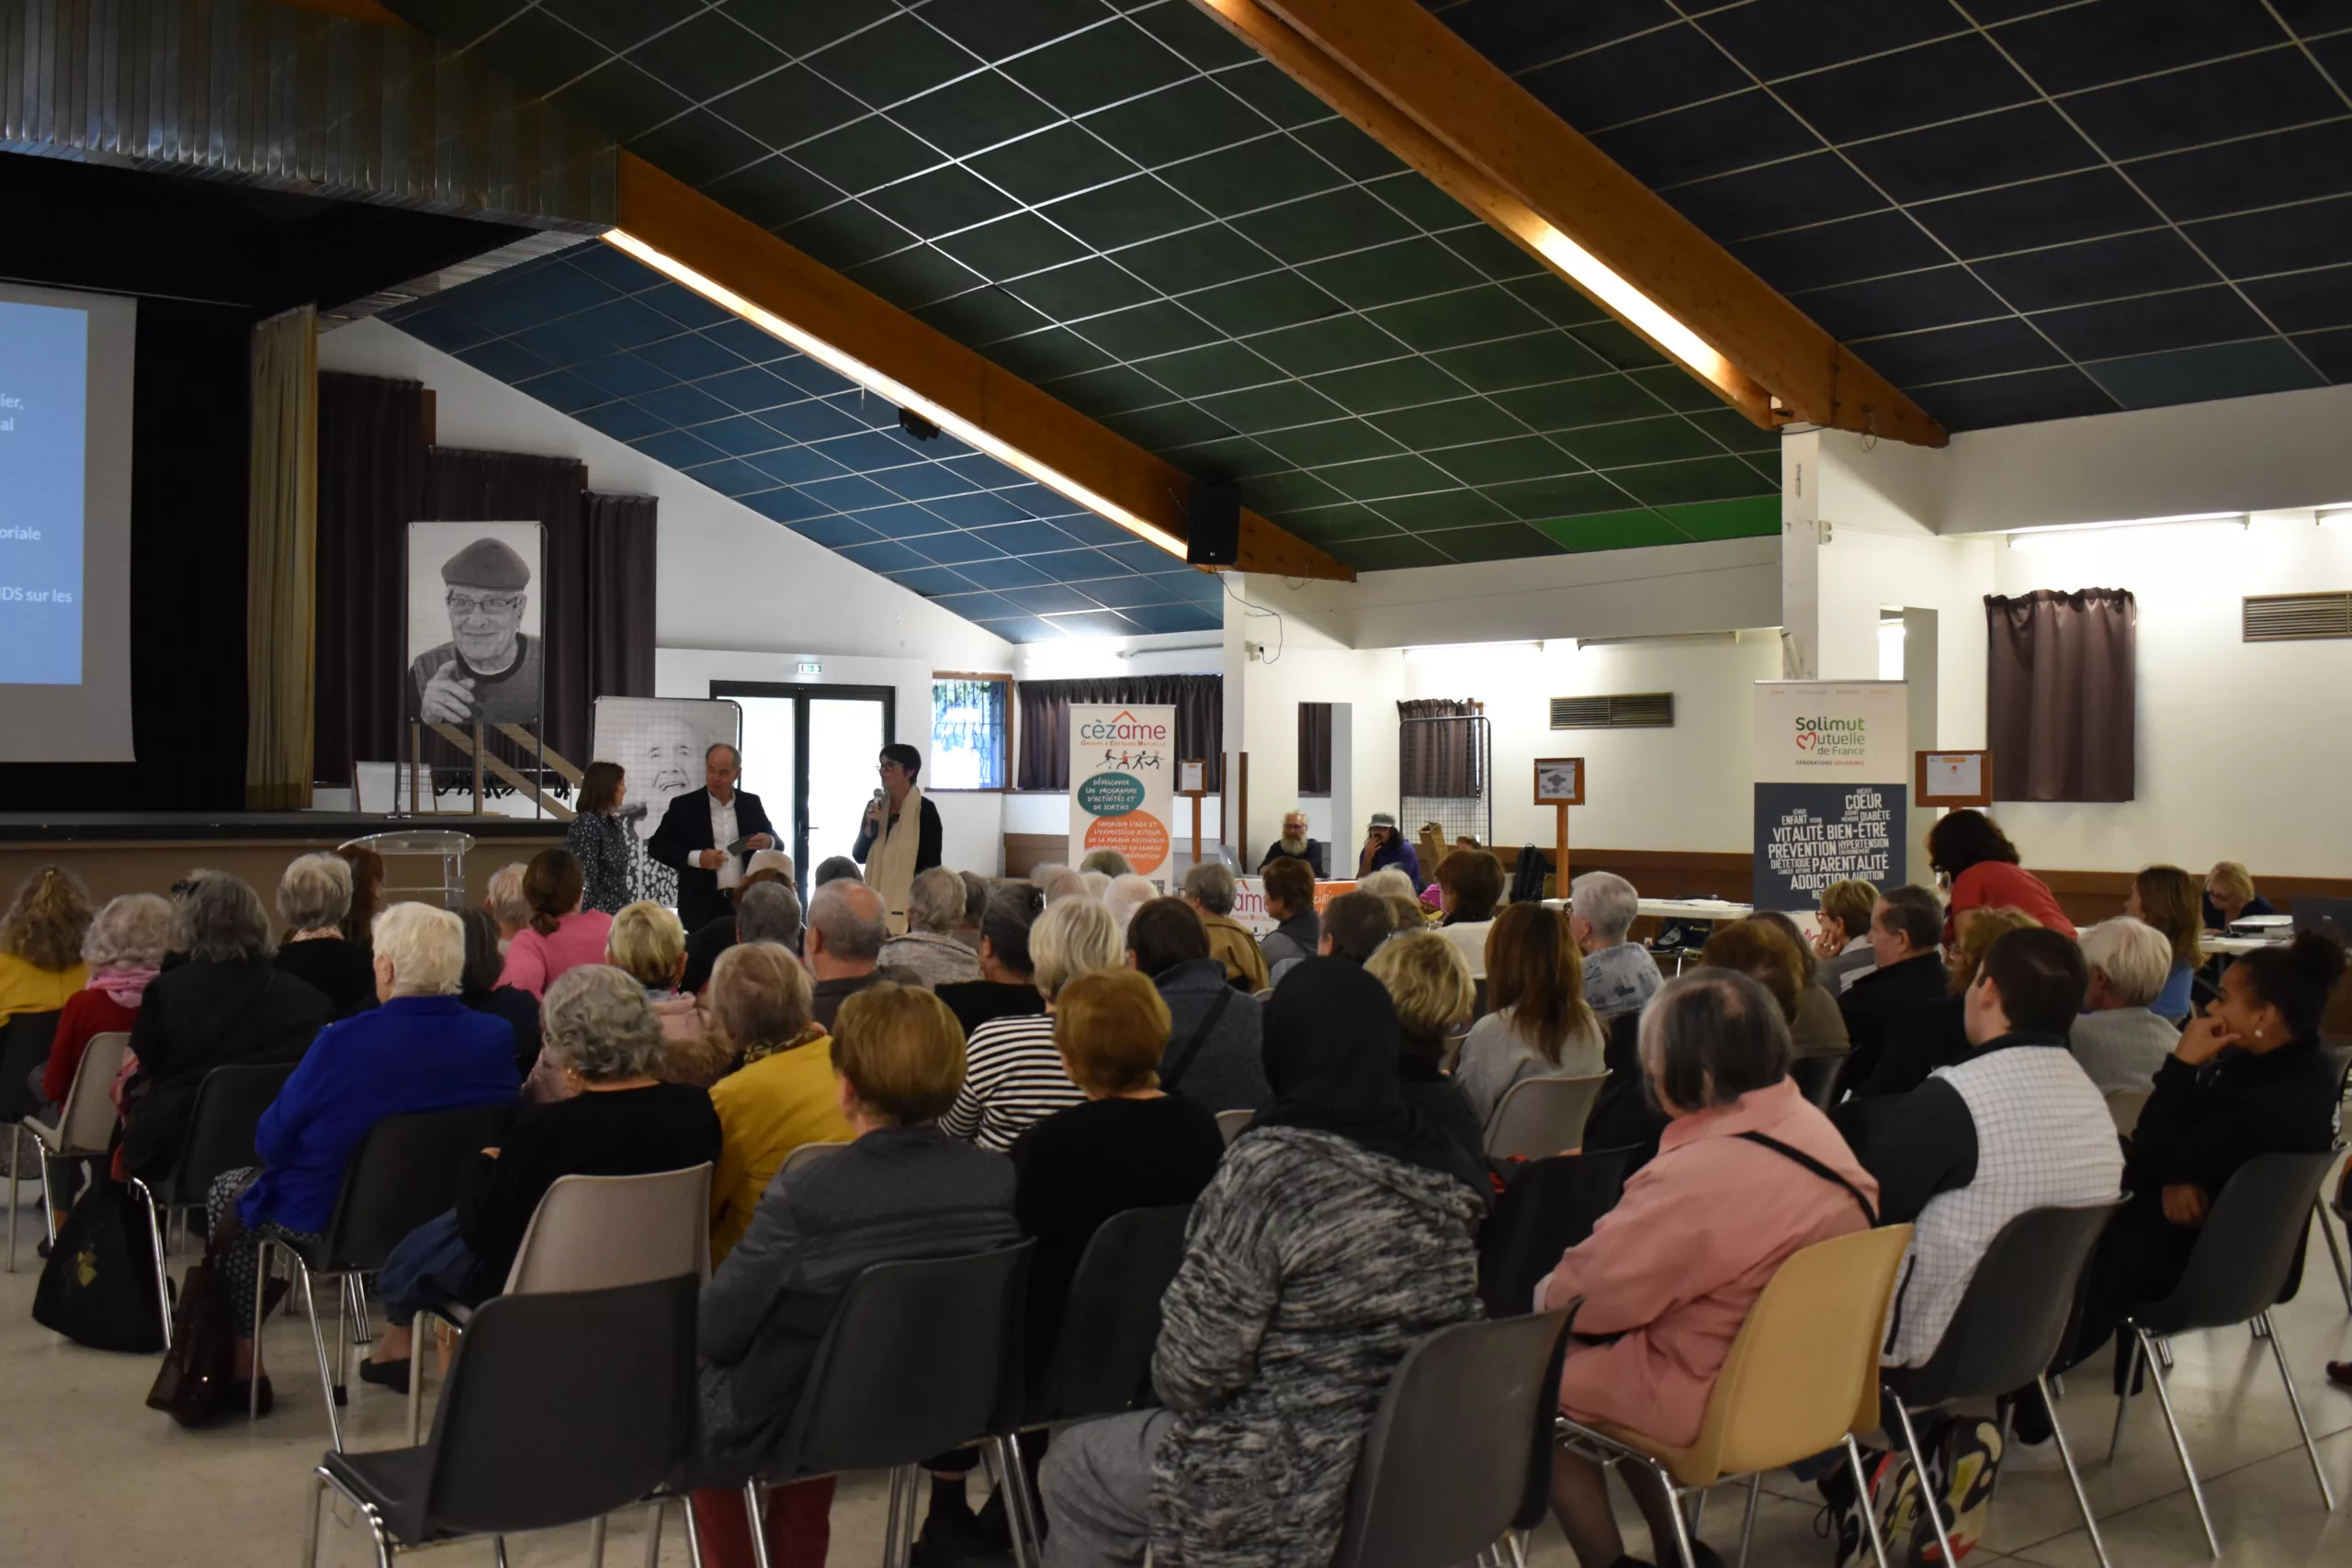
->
[930, 674, 1009, 790]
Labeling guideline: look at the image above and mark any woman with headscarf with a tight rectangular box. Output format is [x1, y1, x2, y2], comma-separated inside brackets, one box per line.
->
[1039, 958, 1487, 1568]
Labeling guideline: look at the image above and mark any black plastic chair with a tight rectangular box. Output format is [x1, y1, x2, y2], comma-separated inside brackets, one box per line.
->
[0, 1008, 62, 1122]
[748, 1240, 1037, 1568]
[1029, 1203, 1192, 1422]
[257, 1101, 514, 1448]
[1881, 1199, 2124, 1568]
[1789, 1053, 1852, 1111]
[300, 1274, 700, 1568]
[2108, 1147, 2341, 1555]
[1329, 1307, 1575, 1568]
[126, 1059, 298, 1348]
[1477, 1145, 1635, 1318]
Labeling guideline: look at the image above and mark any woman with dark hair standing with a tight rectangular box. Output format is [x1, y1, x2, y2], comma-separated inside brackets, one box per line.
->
[1926, 809, 2075, 942]
[1453, 903, 1603, 1129]
[2127, 863, 2204, 1022]
[494, 849, 613, 999]
[336, 844, 386, 953]
[854, 742, 943, 935]
[567, 761, 635, 915]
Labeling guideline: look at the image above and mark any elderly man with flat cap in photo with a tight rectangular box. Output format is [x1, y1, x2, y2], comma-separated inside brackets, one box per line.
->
[410, 537, 543, 725]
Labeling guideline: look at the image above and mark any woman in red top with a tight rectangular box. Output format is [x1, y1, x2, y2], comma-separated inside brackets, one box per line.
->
[1927, 809, 2076, 943]
[43, 892, 175, 1106]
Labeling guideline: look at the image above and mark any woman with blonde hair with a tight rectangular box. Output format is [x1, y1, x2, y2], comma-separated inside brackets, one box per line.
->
[272, 852, 377, 1018]
[705, 941, 853, 1262]
[942, 895, 1122, 1152]
[1364, 931, 1485, 1173]
[0, 864, 94, 1025]
[2128, 863, 2204, 1022]
[2202, 860, 2271, 931]
[1453, 903, 1602, 1129]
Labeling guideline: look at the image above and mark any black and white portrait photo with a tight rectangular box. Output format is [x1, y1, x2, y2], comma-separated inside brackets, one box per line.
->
[405, 522, 546, 726]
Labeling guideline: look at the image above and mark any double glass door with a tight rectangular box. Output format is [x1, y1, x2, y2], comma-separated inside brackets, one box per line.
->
[710, 682, 895, 884]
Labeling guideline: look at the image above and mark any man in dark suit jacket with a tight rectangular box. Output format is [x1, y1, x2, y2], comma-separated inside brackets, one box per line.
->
[1838, 886, 1951, 1089]
[648, 742, 777, 934]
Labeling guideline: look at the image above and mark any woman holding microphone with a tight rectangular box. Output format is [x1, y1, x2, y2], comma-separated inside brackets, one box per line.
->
[854, 743, 944, 935]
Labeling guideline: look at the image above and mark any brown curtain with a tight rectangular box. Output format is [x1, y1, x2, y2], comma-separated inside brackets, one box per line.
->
[1016, 675, 1222, 791]
[245, 306, 317, 808]
[1297, 702, 1332, 795]
[1985, 589, 2135, 802]
[314, 373, 426, 786]
[581, 491, 660, 717]
[1398, 697, 1483, 796]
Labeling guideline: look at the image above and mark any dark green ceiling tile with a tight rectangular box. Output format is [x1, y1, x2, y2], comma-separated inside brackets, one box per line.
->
[1083, 77, 1266, 167]
[1494, 375, 1652, 433]
[1157, 136, 1348, 218]
[720, 0, 899, 58]
[1682, 405, 1782, 455]
[1100, 401, 1238, 447]
[1161, 434, 1292, 480]
[1321, 452, 1457, 501]
[632, 110, 772, 189]
[1135, 340, 1283, 399]
[1303, 237, 1487, 310]
[1305, 355, 1469, 415]
[704, 154, 840, 231]
[1371, 397, 1526, 450]
[847, 244, 985, 309]
[1421, 520, 1566, 562]
[1555, 415, 1724, 470]
[1232, 187, 1417, 265]
[1338, 533, 1452, 570]
[1440, 223, 1544, 282]
[1041, 175, 1211, 250]
[1239, 468, 1349, 511]
[1182, 271, 1347, 336]
[1126, 0, 1261, 69]
[709, 66, 860, 150]
[548, 0, 701, 52]
[1424, 434, 1577, 487]
[1288, 117, 1409, 182]
[911, 286, 1052, 344]
[1248, 418, 1405, 468]
[1374, 491, 1516, 529]
[1366, 285, 1552, 352]
[1245, 316, 1407, 377]
[1047, 363, 1181, 418]
[920, 0, 1116, 59]
[1116, 224, 1278, 297]
[778, 199, 915, 269]
[1280, 504, 1403, 545]
[788, 117, 941, 194]
[1662, 495, 1781, 540]
[890, 70, 1063, 159]
[545, 59, 691, 143]
[806, 13, 983, 109]
[1609, 456, 1777, 507]
[1532, 511, 1685, 552]
[628, 10, 787, 101]
[1505, 274, 1612, 330]
[1570, 320, 1672, 371]
[1071, 299, 1226, 359]
[967, 124, 1138, 206]
[1363, 169, 1478, 233]
[1434, 332, 1611, 393]
[1212, 61, 1329, 130]
[1627, 364, 1732, 415]
[989, 326, 1114, 380]
[865, 164, 1021, 235]
[1487, 473, 1628, 522]
[1002, 256, 1161, 320]
[1194, 380, 1346, 433]
[933, 212, 1091, 281]
[1003, 18, 1192, 115]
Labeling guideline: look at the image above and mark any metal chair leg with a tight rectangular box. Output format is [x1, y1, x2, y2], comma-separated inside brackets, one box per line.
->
[681, 1490, 706, 1568]
[300, 1468, 329, 1568]
[406, 1307, 432, 1448]
[1845, 1436, 1893, 1568]
[883, 1465, 907, 1568]
[742, 1482, 772, 1568]
[297, 1266, 347, 1453]
[1688, 1486, 1707, 1538]
[130, 1177, 174, 1350]
[2317, 1199, 2352, 1314]
[1891, 1401, 1959, 1568]
[894, 1464, 919, 1568]
[1736, 1473, 1762, 1568]
[641, 1500, 664, 1568]
[2140, 1327, 2220, 1556]
[251, 1239, 273, 1421]
[993, 1436, 1042, 1568]
[6, 1124, 21, 1272]
[1508, 1529, 1530, 1568]
[2155, 1334, 2176, 1367]
[1652, 1463, 1702, 1568]
[2040, 1374, 2113, 1568]
[587, 1514, 607, 1568]
[2108, 1326, 2142, 1461]
[492, 1536, 509, 1568]
[2258, 1311, 2337, 1510]
[38, 1143, 62, 1248]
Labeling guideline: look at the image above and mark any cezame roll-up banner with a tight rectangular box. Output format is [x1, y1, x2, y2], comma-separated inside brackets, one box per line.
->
[1752, 681, 1908, 910]
[1069, 704, 1177, 885]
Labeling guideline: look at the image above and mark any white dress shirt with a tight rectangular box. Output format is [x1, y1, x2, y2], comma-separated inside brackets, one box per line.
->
[709, 791, 741, 891]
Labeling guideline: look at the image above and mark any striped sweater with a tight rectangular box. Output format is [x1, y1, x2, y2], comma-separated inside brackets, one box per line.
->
[940, 1013, 1084, 1154]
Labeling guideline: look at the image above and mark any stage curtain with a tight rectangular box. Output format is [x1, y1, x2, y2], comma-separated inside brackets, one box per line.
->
[1297, 702, 1332, 795]
[1015, 675, 1222, 791]
[1985, 589, 2136, 802]
[1397, 697, 1483, 797]
[313, 372, 424, 789]
[579, 491, 660, 723]
[244, 306, 318, 809]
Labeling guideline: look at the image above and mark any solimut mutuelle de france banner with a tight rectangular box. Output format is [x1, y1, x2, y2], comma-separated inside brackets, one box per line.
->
[1751, 681, 1909, 910]
[1067, 704, 1177, 886]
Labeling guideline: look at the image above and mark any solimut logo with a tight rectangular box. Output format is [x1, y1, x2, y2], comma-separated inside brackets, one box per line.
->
[1793, 715, 1866, 758]
[1078, 708, 1170, 742]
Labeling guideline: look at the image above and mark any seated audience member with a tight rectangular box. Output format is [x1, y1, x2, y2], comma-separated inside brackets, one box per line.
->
[937, 886, 1047, 1037]
[270, 854, 377, 1019]
[1043, 867, 1091, 906]
[2070, 917, 2182, 1095]
[1580, 1006, 1672, 1174]
[1456, 904, 1605, 1131]
[812, 855, 864, 890]
[1039, 960, 1485, 1568]
[1103, 873, 1158, 934]
[1317, 890, 1396, 964]
[1364, 931, 1487, 1174]
[1012, 968, 1225, 1373]
[705, 942, 852, 1260]
[456, 908, 539, 1072]
[805, 881, 910, 1031]
[1695, 919, 1804, 1030]
[121, 874, 334, 1182]
[1080, 870, 1114, 903]
[613, 900, 728, 1086]
[1182, 863, 1270, 992]
[681, 852, 797, 994]
[2128, 864, 2204, 1022]
[1748, 910, 1849, 1057]
[1542, 971, 1879, 1568]
[1356, 810, 1422, 887]
[694, 986, 1020, 1568]
[1381, 892, 1429, 935]
[1928, 809, 2075, 942]
[1830, 930, 2120, 1532]
[1029, 862, 1070, 891]
[44, 892, 172, 1107]
[483, 862, 529, 953]
[1434, 848, 1505, 980]
[1256, 856, 1321, 980]
[1837, 886, 1950, 1087]
[880, 867, 984, 990]
[1128, 897, 1268, 1114]
[337, 845, 385, 953]
[200, 902, 518, 1411]
[495, 850, 614, 1000]
[2201, 859, 2272, 932]
[944, 897, 1122, 1152]
[1079, 849, 1133, 879]
[956, 870, 992, 952]
[1566, 872, 1661, 1021]
[1814, 877, 1882, 994]
[358, 964, 720, 1393]
[1853, 907, 2040, 1100]
[1260, 808, 1329, 879]
[1356, 865, 1418, 906]
[0, 866, 92, 1032]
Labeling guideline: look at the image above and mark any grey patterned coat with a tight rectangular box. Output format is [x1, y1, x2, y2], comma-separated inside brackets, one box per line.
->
[1148, 1125, 1485, 1568]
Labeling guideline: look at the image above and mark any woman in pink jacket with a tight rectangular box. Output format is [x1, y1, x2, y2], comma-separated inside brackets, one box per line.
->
[1539, 969, 1879, 1568]
[495, 850, 614, 1001]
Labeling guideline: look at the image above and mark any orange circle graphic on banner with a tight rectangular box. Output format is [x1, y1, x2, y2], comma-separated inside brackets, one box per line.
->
[1084, 811, 1170, 875]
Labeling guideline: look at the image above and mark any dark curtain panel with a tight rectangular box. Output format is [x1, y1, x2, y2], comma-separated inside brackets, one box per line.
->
[1398, 698, 1483, 796]
[579, 490, 660, 719]
[1297, 702, 1333, 795]
[1016, 675, 1223, 791]
[313, 373, 425, 786]
[1985, 589, 2136, 802]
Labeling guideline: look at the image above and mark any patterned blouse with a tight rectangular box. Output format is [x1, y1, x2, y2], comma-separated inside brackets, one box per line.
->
[566, 810, 633, 915]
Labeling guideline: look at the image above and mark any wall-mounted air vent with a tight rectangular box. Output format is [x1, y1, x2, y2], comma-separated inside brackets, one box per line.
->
[2244, 592, 2352, 642]
[1549, 694, 1675, 729]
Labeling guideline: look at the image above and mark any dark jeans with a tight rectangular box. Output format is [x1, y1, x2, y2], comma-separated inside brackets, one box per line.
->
[375, 1209, 498, 1329]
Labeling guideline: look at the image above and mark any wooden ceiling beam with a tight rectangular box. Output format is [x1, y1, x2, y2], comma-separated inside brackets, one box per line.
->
[612, 153, 1355, 582]
[1196, 0, 1946, 448]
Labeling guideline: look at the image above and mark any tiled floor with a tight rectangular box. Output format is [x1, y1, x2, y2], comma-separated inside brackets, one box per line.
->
[3, 1180, 2348, 1568]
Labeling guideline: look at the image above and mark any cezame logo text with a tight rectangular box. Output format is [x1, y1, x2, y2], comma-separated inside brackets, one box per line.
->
[1078, 707, 1170, 743]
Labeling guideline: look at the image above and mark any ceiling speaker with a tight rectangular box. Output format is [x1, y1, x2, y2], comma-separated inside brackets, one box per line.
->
[1185, 483, 1239, 567]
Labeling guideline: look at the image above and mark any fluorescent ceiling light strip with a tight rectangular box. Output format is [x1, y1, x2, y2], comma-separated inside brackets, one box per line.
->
[603, 230, 1190, 561]
[2004, 511, 2245, 538]
[1527, 224, 1735, 389]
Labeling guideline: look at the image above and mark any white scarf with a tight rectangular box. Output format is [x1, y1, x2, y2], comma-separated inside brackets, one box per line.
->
[865, 783, 924, 935]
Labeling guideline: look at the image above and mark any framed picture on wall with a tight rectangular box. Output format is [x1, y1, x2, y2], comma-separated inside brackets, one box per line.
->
[1917, 749, 1994, 807]
[1533, 757, 1585, 807]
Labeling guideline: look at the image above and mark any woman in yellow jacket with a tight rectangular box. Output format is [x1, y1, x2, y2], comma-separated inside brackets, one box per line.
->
[0, 866, 94, 1024]
[701, 940, 854, 1262]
